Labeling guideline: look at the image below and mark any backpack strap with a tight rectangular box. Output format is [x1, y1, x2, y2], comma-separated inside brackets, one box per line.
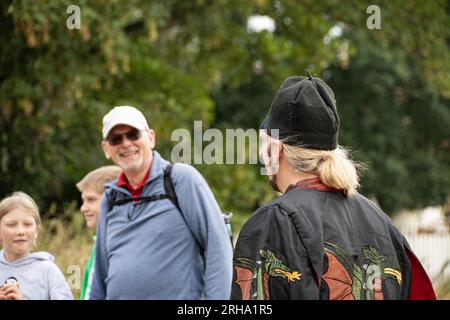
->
[110, 194, 169, 207]
[163, 164, 181, 211]
[106, 164, 205, 253]
[163, 164, 204, 253]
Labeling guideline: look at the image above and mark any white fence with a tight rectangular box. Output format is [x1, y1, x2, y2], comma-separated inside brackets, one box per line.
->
[393, 210, 450, 285]
[402, 232, 450, 283]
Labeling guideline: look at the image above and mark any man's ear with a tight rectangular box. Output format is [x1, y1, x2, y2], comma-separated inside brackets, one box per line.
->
[277, 142, 284, 161]
[265, 139, 281, 176]
[147, 129, 156, 149]
[271, 140, 282, 160]
[101, 140, 111, 159]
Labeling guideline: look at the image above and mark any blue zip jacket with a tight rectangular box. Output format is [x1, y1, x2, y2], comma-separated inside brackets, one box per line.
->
[89, 151, 233, 299]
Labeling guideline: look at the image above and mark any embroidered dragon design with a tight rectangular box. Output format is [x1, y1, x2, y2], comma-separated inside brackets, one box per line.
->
[234, 249, 301, 300]
[323, 242, 402, 300]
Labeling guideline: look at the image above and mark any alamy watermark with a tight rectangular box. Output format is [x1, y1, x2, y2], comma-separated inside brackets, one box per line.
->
[170, 121, 279, 176]
[367, 5, 381, 30]
[66, 265, 81, 290]
[66, 5, 81, 30]
[66, 4, 381, 34]
[65, 5, 382, 33]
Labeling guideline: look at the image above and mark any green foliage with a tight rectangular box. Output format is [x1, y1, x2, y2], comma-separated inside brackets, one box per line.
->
[326, 31, 450, 213]
[0, 0, 449, 219]
[436, 272, 450, 300]
[38, 202, 93, 299]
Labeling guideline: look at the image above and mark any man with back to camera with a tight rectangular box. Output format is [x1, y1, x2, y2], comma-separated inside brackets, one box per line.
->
[231, 73, 436, 300]
[89, 106, 233, 299]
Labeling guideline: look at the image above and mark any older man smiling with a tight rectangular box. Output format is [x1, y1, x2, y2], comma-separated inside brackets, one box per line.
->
[89, 106, 233, 300]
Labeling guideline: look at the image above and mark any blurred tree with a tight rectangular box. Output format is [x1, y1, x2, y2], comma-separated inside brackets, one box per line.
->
[210, 1, 450, 214]
[0, 0, 449, 219]
[213, 75, 275, 128]
[327, 30, 450, 213]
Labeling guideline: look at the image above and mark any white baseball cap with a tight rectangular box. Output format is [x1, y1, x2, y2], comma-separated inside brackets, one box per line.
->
[102, 106, 149, 139]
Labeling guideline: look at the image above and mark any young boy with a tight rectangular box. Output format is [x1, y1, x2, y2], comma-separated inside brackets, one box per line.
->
[76, 166, 121, 300]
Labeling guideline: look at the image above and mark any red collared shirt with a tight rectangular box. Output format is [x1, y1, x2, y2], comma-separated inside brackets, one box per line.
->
[117, 167, 151, 198]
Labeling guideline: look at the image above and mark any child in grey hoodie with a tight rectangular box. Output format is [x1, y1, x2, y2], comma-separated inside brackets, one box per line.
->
[0, 192, 73, 300]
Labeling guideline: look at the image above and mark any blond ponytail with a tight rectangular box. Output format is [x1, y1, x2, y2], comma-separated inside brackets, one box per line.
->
[282, 143, 365, 196]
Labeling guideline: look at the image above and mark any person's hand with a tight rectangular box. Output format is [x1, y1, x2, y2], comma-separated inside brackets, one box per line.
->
[0, 283, 25, 300]
[0, 286, 6, 300]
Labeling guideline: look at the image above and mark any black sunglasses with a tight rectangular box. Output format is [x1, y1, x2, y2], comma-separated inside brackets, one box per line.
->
[106, 128, 142, 146]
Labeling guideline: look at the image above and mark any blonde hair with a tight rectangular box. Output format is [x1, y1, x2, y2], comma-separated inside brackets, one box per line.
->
[0, 191, 42, 226]
[282, 143, 365, 196]
[76, 165, 122, 194]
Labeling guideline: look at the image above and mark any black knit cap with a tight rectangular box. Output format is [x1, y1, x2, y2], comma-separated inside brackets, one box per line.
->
[260, 73, 340, 150]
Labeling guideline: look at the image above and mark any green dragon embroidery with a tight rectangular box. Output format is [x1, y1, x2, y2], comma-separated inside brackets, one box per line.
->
[324, 242, 402, 300]
[259, 249, 301, 282]
[234, 249, 301, 300]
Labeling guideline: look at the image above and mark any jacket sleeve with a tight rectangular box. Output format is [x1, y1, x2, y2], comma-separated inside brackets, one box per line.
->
[47, 264, 74, 300]
[88, 194, 109, 300]
[172, 164, 233, 299]
[231, 205, 319, 300]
